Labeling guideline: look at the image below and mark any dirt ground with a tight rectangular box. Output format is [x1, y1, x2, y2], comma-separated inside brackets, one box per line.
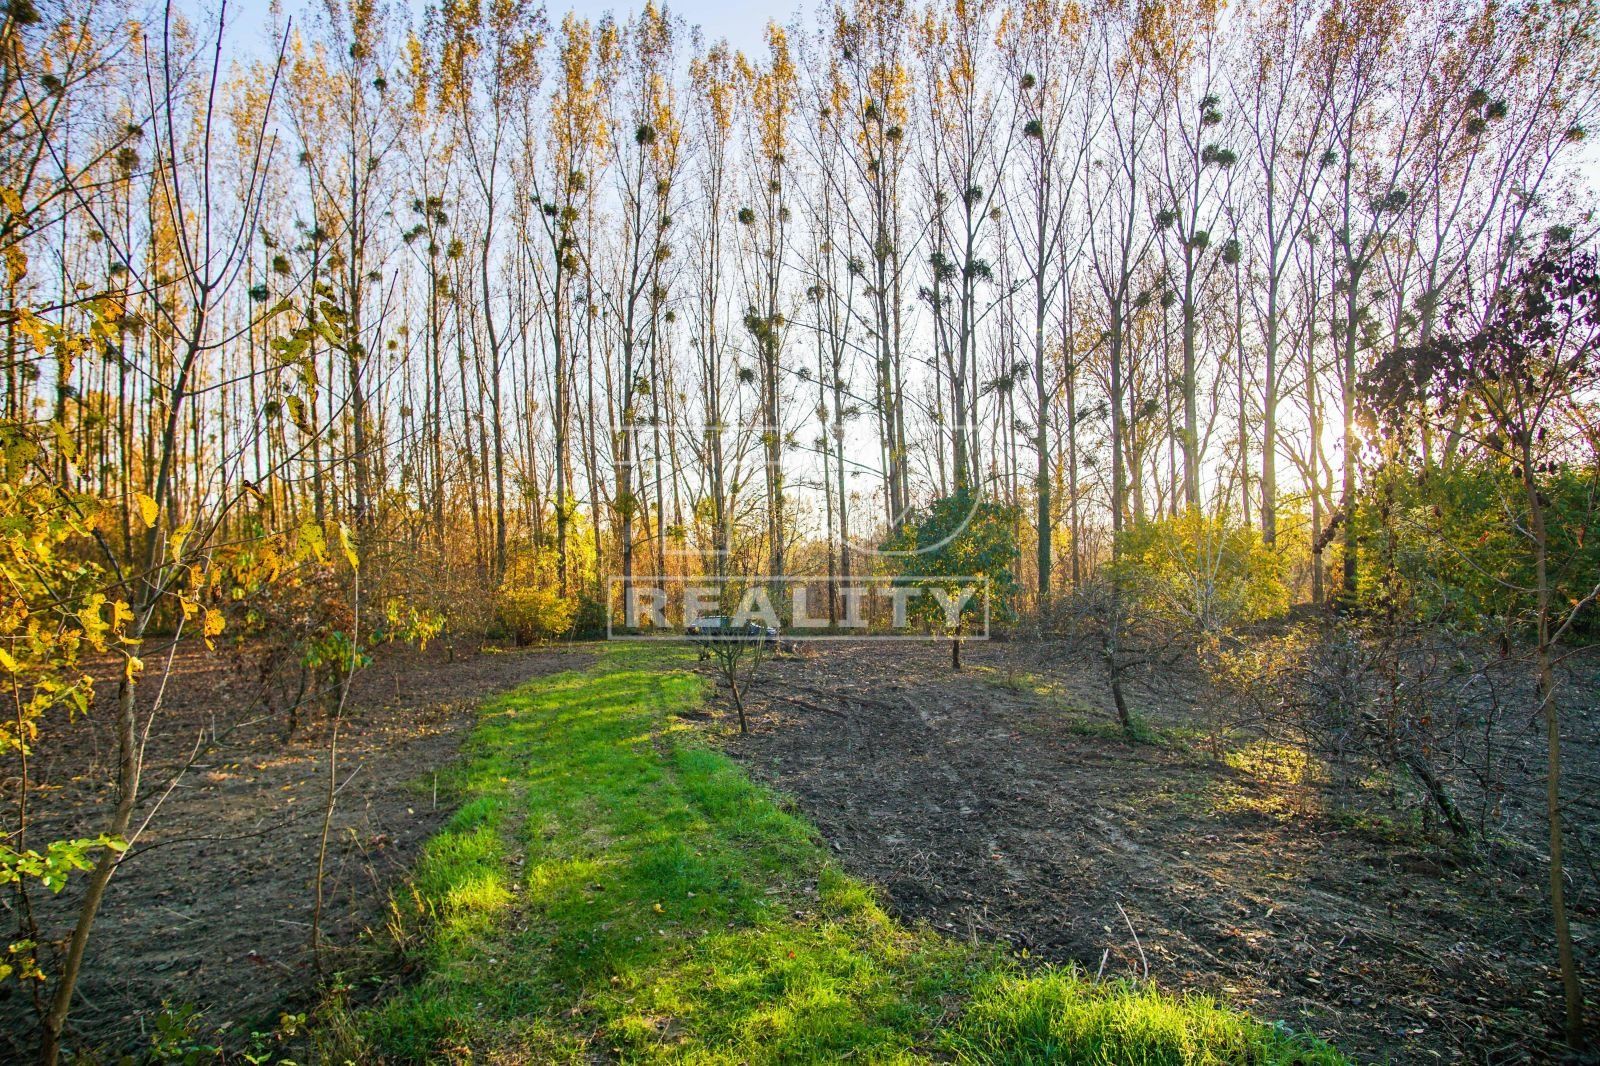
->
[711, 638, 1600, 1065]
[0, 638, 589, 1059]
[9, 631, 1593, 1063]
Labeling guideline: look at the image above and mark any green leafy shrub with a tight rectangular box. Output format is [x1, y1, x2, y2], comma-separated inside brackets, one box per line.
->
[570, 593, 609, 639]
[302, 629, 371, 693]
[880, 489, 1021, 669]
[1354, 461, 1600, 633]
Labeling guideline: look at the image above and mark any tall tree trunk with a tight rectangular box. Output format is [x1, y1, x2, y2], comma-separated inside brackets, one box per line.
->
[1526, 443, 1586, 1047]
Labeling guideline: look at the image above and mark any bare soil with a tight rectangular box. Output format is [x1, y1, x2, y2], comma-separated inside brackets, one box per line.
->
[0, 638, 589, 1059]
[711, 638, 1600, 1065]
[9, 632, 1593, 1063]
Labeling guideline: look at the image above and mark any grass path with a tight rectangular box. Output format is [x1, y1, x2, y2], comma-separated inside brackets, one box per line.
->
[358, 644, 1343, 1064]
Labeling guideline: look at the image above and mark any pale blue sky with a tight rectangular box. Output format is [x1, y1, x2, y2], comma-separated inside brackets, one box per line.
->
[213, 0, 787, 60]
[207, 0, 1599, 197]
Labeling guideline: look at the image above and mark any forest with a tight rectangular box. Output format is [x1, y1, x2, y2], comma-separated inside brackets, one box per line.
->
[1, 0, 1599, 1060]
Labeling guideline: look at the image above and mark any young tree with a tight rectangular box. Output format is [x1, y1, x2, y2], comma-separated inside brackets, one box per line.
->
[1366, 248, 1600, 1049]
[882, 488, 1020, 670]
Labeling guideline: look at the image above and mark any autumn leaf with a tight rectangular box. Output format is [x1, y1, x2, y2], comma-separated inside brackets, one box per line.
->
[169, 523, 192, 562]
[12, 308, 47, 353]
[300, 525, 327, 565]
[203, 608, 225, 650]
[337, 520, 360, 570]
[134, 492, 158, 529]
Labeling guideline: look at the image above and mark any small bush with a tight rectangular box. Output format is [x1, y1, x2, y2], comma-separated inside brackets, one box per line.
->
[1113, 511, 1288, 632]
[570, 593, 609, 639]
[495, 584, 577, 644]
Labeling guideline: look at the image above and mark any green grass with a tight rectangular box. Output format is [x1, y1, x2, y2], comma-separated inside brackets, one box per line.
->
[357, 643, 1344, 1064]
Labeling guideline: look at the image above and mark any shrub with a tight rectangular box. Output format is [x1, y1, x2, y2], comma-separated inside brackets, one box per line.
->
[495, 585, 578, 644]
[570, 593, 609, 639]
[1353, 461, 1600, 634]
[1113, 510, 1288, 632]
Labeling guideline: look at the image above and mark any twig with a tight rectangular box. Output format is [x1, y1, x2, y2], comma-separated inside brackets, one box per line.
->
[1116, 900, 1148, 981]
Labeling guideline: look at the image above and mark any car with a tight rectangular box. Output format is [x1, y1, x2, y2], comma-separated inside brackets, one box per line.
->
[686, 615, 779, 657]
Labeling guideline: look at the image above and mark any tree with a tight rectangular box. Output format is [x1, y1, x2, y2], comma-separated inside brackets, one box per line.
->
[826, 0, 916, 529]
[282, 0, 401, 535]
[881, 488, 1019, 670]
[1234, 0, 1330, 545]
[34, 7, 288, 1057]
[737, 23, 796, 588]
[1148, 0, 1230, 514]
[916, 0, 1011, 491]
[1366, 248, 1600, 1050]
[438, 0, 545, 581]
[533, 12, 605, 595]
[998, 0, 1091, 609]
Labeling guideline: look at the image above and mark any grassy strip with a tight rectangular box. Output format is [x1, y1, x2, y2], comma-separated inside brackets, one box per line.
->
[361, 644, 1344, 1064]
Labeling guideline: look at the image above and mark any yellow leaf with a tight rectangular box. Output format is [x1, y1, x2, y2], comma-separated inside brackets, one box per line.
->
[297, 520, 328, 565]
[202, 608, 224, 650]
[0, 185, 23, 214]
[123, 655, 143, 682]
[134, 492, 158, 528]
[0, 648, 17, 673]
[337, 521, 359, 570]
[5, 245, 27, 285]
[50, 420, 75, 461]
[13, 308, 47, 353]
[169, 523, 192, 562]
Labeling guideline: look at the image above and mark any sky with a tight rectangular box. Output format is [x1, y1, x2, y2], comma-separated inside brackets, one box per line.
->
[217, 0, 784, 60]
[213, 0, 1600, 182]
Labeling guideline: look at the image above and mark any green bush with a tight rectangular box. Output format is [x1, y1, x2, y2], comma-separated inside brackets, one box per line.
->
[1354, 461, 1600, 633]
[570, 593, 609, 639]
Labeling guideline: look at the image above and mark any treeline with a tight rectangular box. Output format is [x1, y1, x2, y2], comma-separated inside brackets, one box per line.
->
[8, 0, 1597, 626]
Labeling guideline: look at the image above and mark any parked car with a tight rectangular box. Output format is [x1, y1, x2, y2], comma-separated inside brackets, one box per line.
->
[686, 615, 779, 656]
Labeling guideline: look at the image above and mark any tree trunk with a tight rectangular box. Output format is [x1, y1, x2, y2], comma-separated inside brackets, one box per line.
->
[1527, 449, 1586, 1047]
[40, 671, 140, 1066]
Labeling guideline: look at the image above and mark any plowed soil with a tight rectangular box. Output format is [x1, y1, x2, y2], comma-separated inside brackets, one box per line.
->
[712, 638, 1598, 1065]
[1, 639, 589, 1059]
